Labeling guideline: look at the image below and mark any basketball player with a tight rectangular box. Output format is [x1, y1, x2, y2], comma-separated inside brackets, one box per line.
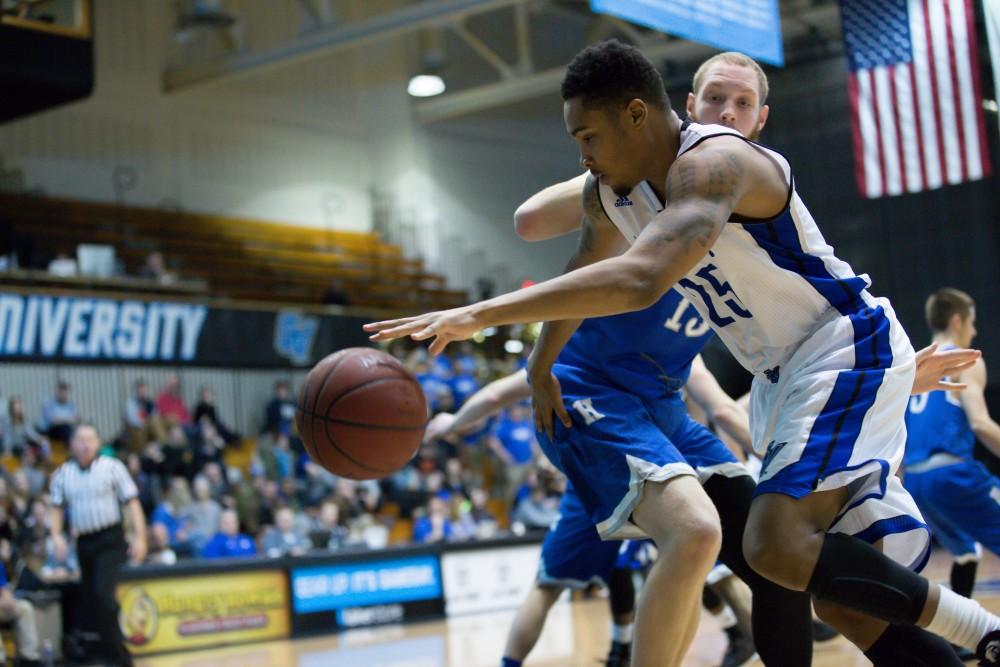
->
[366, 42, 1000, 665]
[426, 351, 764, 667]
[905, 289, 1000, 659]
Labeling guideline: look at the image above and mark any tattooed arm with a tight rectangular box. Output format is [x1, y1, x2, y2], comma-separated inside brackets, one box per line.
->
[365, 138, 755, 353]
[528, 174, 629, 434]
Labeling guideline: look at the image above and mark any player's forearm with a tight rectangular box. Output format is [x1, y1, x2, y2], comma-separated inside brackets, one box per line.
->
[514, 174, 587, 241]
[529, 319, 582, 378]
[971, 419, 1000, 459]
[469, 254, 663, 330]
[450, 371, 530, 432]
[710, 403, 753, 453]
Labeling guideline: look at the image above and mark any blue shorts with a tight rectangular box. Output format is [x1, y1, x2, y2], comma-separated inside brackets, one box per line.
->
[537, 485, 651, 588]
[905, 460, 1000, 560]
[537, 364, 743, 540]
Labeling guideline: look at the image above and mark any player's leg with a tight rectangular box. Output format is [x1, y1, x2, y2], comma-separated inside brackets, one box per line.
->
[707, 570, 758, 667]
[502, 486, 622, 666]
[671, 411, 812, 667]
[606, 565, 636, 667]
[502, 585, 565, 666]
[744, 489, 1000, 656]
[630, 475, 722, 667]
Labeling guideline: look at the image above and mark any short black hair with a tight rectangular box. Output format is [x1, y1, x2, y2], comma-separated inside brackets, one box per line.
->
[926, 288, 974, 332]
[561, 39, 669, 111]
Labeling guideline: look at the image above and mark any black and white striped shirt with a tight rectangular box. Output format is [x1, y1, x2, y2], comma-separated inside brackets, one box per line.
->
[50, 455, 138, 535]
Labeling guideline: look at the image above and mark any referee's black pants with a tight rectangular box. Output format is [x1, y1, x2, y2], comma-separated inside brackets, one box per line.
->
[78, 524, 133, 666]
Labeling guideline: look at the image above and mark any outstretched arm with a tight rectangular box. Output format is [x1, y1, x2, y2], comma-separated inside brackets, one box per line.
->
[366, 142, 751, 353]
[424, 370, 531, 442]
[685, 355, 752, 453]
[960, 358, 1000, 459]
[514, 173, 587, 241]
[911, 343, 980, 394]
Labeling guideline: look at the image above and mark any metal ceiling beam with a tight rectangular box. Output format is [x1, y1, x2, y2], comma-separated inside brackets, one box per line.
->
[164, 0, 527, 93]
[414, 3, 841, 123]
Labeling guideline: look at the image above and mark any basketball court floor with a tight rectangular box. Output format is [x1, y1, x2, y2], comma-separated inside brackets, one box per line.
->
[135, 548, 1000, 667]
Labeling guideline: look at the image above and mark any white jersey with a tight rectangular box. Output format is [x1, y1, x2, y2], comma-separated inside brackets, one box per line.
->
[599, 121, 880, 377]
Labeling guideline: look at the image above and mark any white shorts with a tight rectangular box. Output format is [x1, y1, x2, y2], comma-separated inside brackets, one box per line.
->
[749, 297, 929, 569]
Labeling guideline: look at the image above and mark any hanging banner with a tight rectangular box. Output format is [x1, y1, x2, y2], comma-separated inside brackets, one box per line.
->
[589, 0, 784, 66]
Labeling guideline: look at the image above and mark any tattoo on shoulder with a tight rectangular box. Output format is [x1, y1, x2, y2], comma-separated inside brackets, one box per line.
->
[648, 148, 745, 252]
[582, 174, 609, 224]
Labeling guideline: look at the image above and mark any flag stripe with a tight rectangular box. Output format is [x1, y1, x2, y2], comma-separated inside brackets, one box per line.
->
[963, 0, 992, 177]
[942, 0, 970, 183]
[859, 71, 886, 196]
[909, 0, 941, 189]
[906, 63, 929, 190]
[927, 0, 963, 183]
[847, 74, 872, 196]
[921, 0, 950, 188]
[876, 66, 903, 194]
[893, 64, 921, 192]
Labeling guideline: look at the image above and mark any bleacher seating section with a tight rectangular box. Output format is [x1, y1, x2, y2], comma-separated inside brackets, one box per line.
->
[0, 194, 467, 311]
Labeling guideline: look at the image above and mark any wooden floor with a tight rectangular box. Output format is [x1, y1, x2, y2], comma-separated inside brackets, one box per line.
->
[138, 549, 1000, 667]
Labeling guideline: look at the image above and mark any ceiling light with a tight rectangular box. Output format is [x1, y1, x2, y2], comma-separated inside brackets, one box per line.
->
[407, 74, 446, 98]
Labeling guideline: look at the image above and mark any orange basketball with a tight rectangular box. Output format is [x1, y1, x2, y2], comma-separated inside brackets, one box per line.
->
[295, 347, 427, 480]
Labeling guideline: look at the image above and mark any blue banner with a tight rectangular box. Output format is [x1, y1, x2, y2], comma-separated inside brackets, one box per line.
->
[291, 557, 442, 614]
[589, 0, 784, 67]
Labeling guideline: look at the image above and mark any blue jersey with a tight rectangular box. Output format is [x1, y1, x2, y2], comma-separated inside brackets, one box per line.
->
[557, 288, 713, 399]
[905, 354, 974, 464]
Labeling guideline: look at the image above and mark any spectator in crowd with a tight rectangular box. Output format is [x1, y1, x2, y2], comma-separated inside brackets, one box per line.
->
[261, 507, 310, 558]
[138, 251, 175, 285]
[183, 476, 221, 553]
[150, 477, 194, 557]
[16, 449, 45, 498]
[191, 418, 226, 473]
[300, 461, 337, 507]
[487, 403, 538, 505]
[257, 432, 294, 481]
[454, 487, 498, 540]
[413, 360, 453, 414]
[39, 381, 79, 442]
[449, 366, 481, 409]
[18, 498, 48, 567]
[159, 423, 191, 479]
[0, 560, 42, 666]
[412, 495, 454, 544]
[263, 381, 296, 435]
[322, 277, 351, 307]
[47, 250, 77, 277]
[193, 386, 239, 444]
[125, 452, 158, 518]
[511, 482, 560, 532]
[0, 397, 47, 458]
[310, 500, 349, 551]
[122, 379, 164, 453]
[156, 374, 191, 427]
[200, 509, 256, 559]
[203, 462, 229, 502]
[145, 523, 177, 566]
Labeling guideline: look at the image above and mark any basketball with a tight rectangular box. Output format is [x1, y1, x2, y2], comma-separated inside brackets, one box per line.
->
[295, 347, 427, 480]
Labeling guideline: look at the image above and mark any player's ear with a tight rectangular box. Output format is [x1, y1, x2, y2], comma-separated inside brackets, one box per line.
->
[757, 104, 770, 133]
[686, 92, 696, 119]
[626, 99, 647, 129]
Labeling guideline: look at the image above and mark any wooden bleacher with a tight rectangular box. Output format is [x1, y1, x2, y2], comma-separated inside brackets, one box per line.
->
[0, 194, 467, 311]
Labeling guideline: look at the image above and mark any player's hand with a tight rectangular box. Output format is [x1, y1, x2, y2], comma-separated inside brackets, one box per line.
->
[129, 533, 148, 565]
[912, 343, 980, 394]
[364, 307, 482, 355]
[530, 370, 572, 440]
[424, 413, 457, 443]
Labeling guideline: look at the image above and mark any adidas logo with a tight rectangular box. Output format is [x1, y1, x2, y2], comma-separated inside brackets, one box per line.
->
[614, 196, 633, 208]
[761, 441, 787, 475]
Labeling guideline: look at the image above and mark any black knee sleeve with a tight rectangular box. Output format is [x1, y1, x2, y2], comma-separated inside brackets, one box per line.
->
[950, 559, 978, 599]
[608, 567, 635, 618]
[703, 583, 723, 612]
[865, 624, 964, 666]
[807, 532, 929, 626]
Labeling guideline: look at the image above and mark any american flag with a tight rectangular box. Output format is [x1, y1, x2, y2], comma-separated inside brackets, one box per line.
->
[841, 0, 991, 198]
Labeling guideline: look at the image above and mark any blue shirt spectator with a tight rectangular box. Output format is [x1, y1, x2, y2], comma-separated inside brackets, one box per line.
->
[448, 373, 480, 409]
[489, 405, 537, 465]
[40, 381, 79, 441]
[412, 496, 454, 544]
[201, 509, 257, 559]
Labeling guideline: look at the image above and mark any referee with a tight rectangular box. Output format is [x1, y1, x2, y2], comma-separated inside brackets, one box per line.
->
[50, 424, 146, 667]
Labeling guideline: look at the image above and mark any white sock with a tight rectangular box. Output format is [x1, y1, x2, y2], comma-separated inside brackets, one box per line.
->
[925, 585, 1000, 650]
[611, 622, 633, 644]
[717, 604, 737, 630]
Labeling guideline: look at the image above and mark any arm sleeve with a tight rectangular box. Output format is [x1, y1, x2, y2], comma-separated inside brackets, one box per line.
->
[49, 467, 65, 507]
[111, 459, 140, 503]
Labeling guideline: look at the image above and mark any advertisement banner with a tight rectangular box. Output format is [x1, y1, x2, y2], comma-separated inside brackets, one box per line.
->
[0, 292, 371, 367]
[116, 570, 290, 656]
[441, 544, 543, 616]
[290, 555, 444, 635]
[589, 0, 784, 66]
